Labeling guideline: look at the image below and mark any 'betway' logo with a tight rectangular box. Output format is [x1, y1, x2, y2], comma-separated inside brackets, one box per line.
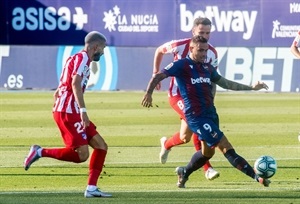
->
[180, 4, 257, 40]
[191, 77, 211, 85]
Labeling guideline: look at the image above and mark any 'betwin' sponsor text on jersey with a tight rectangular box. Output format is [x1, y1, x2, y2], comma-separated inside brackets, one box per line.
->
[162, 56, 221, 118]
[53, 51, 91, 114]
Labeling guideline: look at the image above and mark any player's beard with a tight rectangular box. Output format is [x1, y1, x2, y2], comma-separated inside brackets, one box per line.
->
[93, 53, 103, 61]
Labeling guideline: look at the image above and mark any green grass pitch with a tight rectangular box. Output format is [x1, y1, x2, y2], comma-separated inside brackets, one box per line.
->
[0, 91, 299, 204]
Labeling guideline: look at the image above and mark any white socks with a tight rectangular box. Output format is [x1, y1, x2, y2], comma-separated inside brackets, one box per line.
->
[86, 185, 97, 191]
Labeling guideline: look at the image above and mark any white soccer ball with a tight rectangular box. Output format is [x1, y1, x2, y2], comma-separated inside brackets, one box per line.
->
[254, 155, 277, 179]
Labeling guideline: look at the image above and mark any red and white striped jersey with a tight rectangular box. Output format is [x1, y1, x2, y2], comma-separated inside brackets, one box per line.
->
[53, 51, 91, 113]
[293, 30, 300, 48]
[160, 38, 218, 97]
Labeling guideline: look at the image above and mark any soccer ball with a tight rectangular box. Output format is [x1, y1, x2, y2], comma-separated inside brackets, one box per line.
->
[254, 156, 277, 179]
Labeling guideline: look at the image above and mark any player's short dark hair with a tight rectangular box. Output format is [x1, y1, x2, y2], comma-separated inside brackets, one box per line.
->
[191, 35, 208, 45]
[85, 31, 107, 44]
[193, 17, 212, 27]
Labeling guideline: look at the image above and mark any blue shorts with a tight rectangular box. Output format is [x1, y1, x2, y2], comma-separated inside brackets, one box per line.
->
[187, 115, 223, 148]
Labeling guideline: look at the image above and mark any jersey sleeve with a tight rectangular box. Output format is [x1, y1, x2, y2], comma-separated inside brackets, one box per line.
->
[160, 38, 191, 58]
[72, 52, 89, 77]
[210, 66, 221, 82]
[210, 57, 218, 69]
[161, 60, 184, 77]
[207, 43, 218, 70]
[293, 30, 300, 48]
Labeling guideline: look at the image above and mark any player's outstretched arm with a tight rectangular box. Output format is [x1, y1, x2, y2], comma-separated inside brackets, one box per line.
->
[291, 44, 300, 59]
[152, 46, 165, 90]
[251, 81, 269, 90]
[141, 72, 168, 108]
[215, 76, 268, 91]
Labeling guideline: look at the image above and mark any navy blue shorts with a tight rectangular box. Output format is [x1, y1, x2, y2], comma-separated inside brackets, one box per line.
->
[187, 116, 224, 148]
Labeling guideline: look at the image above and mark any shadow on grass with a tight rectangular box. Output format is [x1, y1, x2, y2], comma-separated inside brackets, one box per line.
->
[0, 191, 299, 204]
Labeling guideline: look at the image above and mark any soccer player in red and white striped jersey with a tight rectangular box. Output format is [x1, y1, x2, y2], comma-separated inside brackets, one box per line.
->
[291, 30, 300, 59]
[24, 31, 112, 198]
[290, 30, 300, 141]
[152, 17, 220, 180]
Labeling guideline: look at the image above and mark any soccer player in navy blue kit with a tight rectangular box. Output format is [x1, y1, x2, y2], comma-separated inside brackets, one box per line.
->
[142, 35, 271, 187]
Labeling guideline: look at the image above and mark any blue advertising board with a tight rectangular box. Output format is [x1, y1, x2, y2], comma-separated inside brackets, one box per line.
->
[1, 0, 299, 46]
[0, 45, 299, 92]
[0, 1, 299, 92]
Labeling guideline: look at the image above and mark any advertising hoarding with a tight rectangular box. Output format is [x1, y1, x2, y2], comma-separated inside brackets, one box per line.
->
[0, 1, 299, 92]
[1, 0, 299, 46]
[1, 45, 299, 92]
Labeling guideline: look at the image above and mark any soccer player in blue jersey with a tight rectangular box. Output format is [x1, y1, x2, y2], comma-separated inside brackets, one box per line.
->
[153, 17, 219, 181]
[141, 35, 271, 187]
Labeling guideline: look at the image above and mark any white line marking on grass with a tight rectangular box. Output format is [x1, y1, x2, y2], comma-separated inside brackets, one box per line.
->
[1, 146, 299, 150]
[0, 157, 299, 168]
[0, 187, 299, 195]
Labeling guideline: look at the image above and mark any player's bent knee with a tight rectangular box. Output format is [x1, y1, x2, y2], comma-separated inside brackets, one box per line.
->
[89, 134, 108, 150]
[102, 142, 108, 150]
[180, 134, 192, 143]
[76, 146, 90, 162]
[203, 151, 214, 158]
[183, 138, 191, 143]
[202, 145, 215, 158]
[78, 152, 89, 162]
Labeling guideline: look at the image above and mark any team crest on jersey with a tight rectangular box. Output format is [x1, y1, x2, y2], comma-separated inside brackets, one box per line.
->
[164, 62, 174, 70]
[83, 65, 90, 76]
[81, 133, 87, 140]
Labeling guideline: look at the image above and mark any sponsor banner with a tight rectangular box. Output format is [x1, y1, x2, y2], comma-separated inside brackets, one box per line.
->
[0, 0, 175, 46]
[176, 0, 262, 46]
[0, 46, 299, 92]
[91, 0, 176, 47]
[177, 0, 300, 46]
[217, 47, 300, 92]
[261, 0, 300, 46]
[0, 0, 89, 45]
[0, 45, 58, 89]
[0, 45, 118, 91]
[0, 0, 299, 46]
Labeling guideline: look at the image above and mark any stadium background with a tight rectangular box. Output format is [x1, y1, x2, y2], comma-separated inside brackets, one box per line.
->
[0, 0, 299, 92]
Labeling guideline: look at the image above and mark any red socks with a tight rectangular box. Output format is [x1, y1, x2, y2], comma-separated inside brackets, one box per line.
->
[42, 147, 81, 163]
[42, 147, 107, 186]
[164, 132, 185, 150]
[164, 132, 214, 172]
[192, 133, 201, 151]
[88, 149, 107, 186]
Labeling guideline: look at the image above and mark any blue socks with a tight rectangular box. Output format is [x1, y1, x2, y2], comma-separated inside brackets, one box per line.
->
[224, 149, 257, 179]
[185, 151, 211, 178]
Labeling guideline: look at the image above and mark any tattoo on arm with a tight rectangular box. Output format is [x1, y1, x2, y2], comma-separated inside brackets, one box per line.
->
[211, 83, 217, 97]
[146, 73, 167, 94]
[216, 77, 253, 91]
